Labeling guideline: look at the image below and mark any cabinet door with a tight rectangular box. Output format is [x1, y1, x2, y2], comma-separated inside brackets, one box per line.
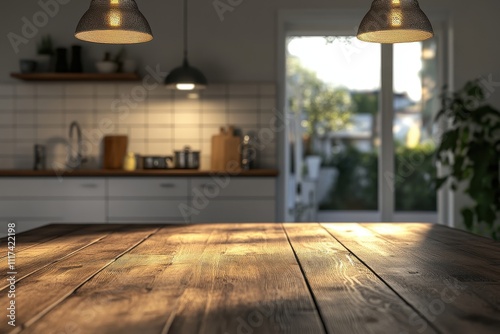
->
[190, 177, 276, 198]
[108, 178, 188, 198]
[108, 199, 188, 223]
[190, 199, 276, 223]
[0, 178, 105, 198]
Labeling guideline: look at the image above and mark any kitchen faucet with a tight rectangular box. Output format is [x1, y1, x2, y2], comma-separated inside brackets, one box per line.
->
[67, 121, 86, 169]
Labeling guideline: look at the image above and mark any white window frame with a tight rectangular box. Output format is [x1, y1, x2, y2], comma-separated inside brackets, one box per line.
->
[276, 9, 453, 224]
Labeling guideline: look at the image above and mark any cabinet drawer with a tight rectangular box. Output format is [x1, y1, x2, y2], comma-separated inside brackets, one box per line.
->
[0, 178, 105, 198]
[190, 199, 276, 223]
[108, 178, 188, 198]
[0, 200, 106, 223]
[190, 178, 275, 198]
[108, 199, 188, 222]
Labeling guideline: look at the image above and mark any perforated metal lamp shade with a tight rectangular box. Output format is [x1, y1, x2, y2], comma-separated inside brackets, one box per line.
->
[165, 58, 207, 90]
[357, 0, 433, 44]
[75, 0, 153, 44]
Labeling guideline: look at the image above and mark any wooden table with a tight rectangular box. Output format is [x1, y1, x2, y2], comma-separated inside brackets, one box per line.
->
[1, 223, 499, 334]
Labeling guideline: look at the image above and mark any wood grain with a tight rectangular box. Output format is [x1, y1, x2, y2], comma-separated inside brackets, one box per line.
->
[0, 224, 87, 259]
[22, 224, 325, 334]
[284, 223, 436, 334]
[0, 225, 160, 334]
[323, 223, 500, 334]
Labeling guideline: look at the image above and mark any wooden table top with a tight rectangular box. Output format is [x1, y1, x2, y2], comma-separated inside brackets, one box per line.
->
[1, 223, 499, 334]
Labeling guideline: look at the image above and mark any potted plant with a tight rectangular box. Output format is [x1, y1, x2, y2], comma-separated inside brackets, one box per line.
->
[435, 80, 500, 239]
[36, 35, 53, 72]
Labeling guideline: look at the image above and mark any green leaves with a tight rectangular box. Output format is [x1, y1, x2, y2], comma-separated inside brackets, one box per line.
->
[435, 80, 500, 239]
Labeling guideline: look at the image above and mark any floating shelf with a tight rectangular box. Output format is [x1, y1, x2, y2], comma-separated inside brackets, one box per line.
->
[10, 72, 141, 82]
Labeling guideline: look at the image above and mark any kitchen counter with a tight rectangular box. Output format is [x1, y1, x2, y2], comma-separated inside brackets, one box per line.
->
[0, 169, 279, 177]
[2, 223, 499, 333]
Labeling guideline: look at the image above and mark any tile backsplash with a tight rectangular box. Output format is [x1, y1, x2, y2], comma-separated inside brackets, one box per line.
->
[0, 82, 278, 170]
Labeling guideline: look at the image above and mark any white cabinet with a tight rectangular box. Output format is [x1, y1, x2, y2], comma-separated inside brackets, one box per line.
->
[107, 178, 189, 223]
[0, 178, 106, 235]
[189, 177, 276, 223]
[0, 176, 277, 233]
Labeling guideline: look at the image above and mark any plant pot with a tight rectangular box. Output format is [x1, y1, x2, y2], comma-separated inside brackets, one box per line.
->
[19, 60, 37, 73]
[305, 155, 322, 180]
[96, 61, 118, 74]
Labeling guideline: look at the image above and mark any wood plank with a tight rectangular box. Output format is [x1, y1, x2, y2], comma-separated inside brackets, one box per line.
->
[21, 224, 325, 334]
[0, 224, 125, 288]
[323, 223, 500, 334]
[362, 223, 500, 311]
[1, 225, 160, 334]
[284, 223, 436, 334]
[0, 224, 88, 259]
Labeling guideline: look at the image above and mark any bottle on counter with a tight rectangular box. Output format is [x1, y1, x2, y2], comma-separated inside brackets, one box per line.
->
[241, 133, 257, 170]
[123, 152, 137, 171]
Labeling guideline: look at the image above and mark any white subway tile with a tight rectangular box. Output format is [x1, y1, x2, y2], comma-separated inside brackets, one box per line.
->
[202, 97, 226, 112]
[229, 112, 258, 125]
[15, 113, 36, 126]
[259, 84, 276, 96]
[148, 98, 172, 112]
[15, 84, 36, 96]
[259, 97, 276, 111]
[146, 142, 174, 155]
[65, 98, 94, 111]
[148, 85, 173, 97]
[228, 97, 258, 111]
[174, 141, 201, 151]
[0, 99, 14, 110]
[0, 111, 14, 125]
[260, 111, 277, 126]
[15, 98, 36, 111]
[96, 84, 117, 97]
[0, 143, 14, 155]
[15, 127, 36, 141]
[148, 112, 173, 125]
[200, 155, 211, 171]
[119, 113, 146, 125]
[65, 84, 95, 96]
[228, 84, 259, 96]
[174, 98, 201, 111]
[0, 84, 14, 96]
[128, 141, 146, 154]
[130, 127, 147, 140]
[201, 126, 222, 141]
[0, 127, 14, 140]
[0, 158, 15, 169]
[37, 84, 64, 96]
[117, 83, 140, 95]
[13, 157, 32, 170]
[37, 98, 65, 111]
[37, 112, 65, 126]
[96, 98, 116, 110]
[37, 127, 65, 141]
[202, 84, 227, 96]
[65, 112, 94, 126]
[201, 112, 227, 125]
[148, 127, 173, 141]
[173, 126, 200, 141]
[174, 112, 201, 125]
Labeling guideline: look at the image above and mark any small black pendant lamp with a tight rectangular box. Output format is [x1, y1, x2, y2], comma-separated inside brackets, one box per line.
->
[165, 0, 207, 90]
[357, 0, 433, 44]
[75, 0, 153, 44]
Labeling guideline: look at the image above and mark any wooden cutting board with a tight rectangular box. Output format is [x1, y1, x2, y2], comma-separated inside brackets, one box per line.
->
[103, 135, 128, 169]
[211, 126, 241, 171]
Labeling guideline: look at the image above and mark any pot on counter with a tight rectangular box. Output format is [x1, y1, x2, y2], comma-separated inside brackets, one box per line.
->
[174, 146, 200, 169]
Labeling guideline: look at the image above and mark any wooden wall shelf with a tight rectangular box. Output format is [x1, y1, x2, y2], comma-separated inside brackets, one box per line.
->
[10, 73, 140, 82]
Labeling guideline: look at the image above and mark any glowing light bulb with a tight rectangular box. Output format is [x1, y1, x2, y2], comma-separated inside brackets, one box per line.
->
[176, 83, 196, 90]
[109, 11, 122, 27]
[390, 0, 402, 28]
[111, 0, 119, 4]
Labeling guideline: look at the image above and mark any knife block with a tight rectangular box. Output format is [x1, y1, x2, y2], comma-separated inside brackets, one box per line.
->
[211, 127, 241, 171]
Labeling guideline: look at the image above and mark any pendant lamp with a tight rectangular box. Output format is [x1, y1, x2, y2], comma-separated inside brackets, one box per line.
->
[75, 0, 153, 44]
[357, 0, 433, 44]
[165, 0, 207, 90]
